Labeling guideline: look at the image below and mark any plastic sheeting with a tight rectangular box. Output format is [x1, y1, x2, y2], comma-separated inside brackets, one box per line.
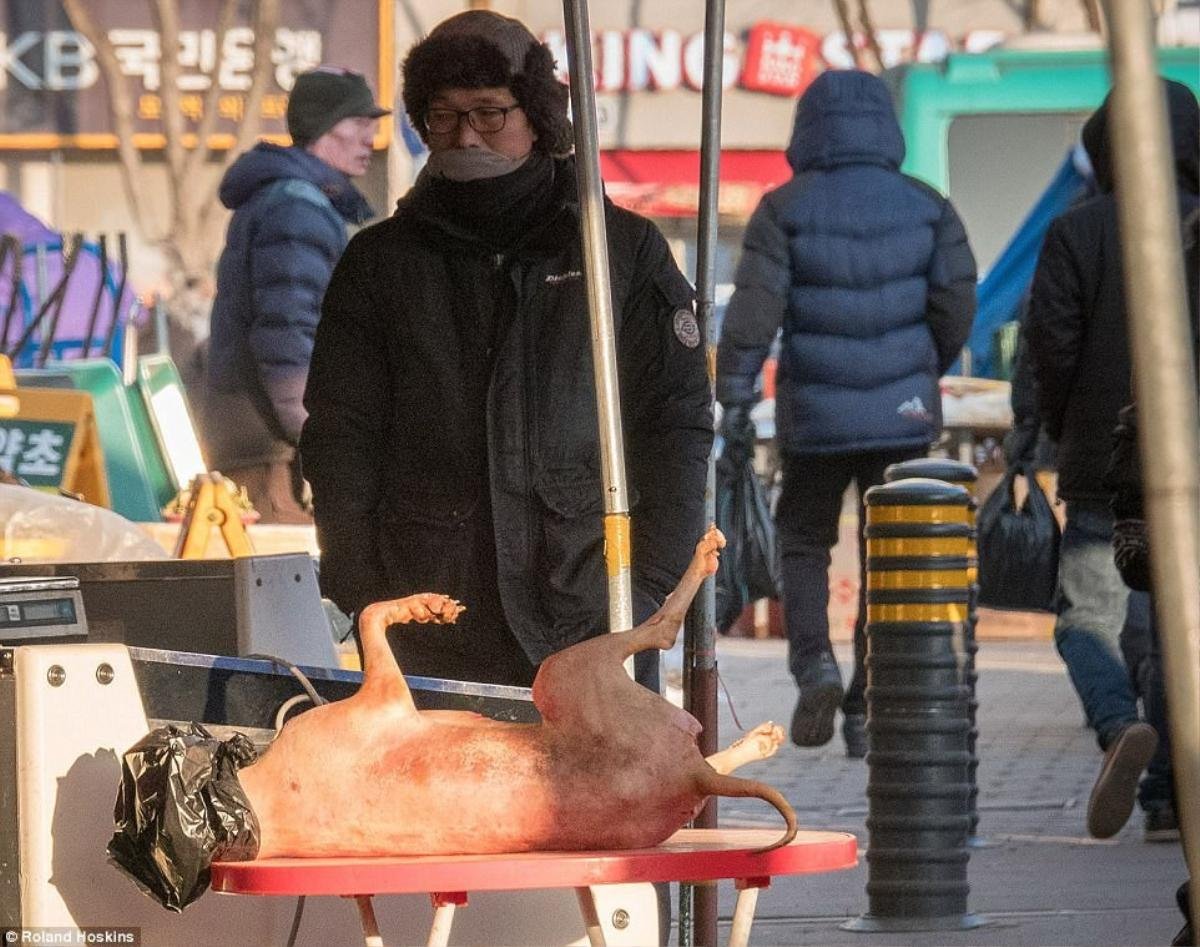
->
[0, 484, 168, 562]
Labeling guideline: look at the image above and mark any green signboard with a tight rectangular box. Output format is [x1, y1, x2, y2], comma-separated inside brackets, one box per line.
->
[0, 419, 76, 488]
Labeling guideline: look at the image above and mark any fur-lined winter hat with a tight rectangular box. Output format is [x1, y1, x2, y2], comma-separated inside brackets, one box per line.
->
[401, 10, 572, 155]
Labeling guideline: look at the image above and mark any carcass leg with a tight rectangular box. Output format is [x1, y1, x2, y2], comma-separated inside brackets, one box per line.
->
[705, 723, 785, 775]
[626, 525, 726, 653]
[357, 595, 464, 707]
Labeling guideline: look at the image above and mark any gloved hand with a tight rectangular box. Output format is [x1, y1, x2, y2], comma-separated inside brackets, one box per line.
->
[719, 403, 757, 469]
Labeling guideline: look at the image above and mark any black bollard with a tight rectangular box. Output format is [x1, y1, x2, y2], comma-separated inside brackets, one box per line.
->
[884, 459, 984, 846]
[843, 478, 986, 932]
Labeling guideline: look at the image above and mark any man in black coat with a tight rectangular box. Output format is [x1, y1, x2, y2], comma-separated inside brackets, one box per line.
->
[1026, 80, 1199, 840]
[300, 11, 712, 688]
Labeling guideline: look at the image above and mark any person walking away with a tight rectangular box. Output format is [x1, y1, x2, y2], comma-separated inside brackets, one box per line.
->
[299, 11, 712, 691]
[716, 69, 976, 756]
[1026, 79, 1198, 839]
[204, 67, 387, 523]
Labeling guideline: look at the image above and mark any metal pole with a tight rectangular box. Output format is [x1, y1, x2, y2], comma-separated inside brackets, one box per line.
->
[561, 0, 633, 641]
[1102, 0, 1200, 923]
[682, 0, 726, 944]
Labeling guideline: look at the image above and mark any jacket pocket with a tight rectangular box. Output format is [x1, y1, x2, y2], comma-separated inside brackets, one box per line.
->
[383, 491, 479, 528]
[377, 492, 481, 596]
[531, 477, 606, 630]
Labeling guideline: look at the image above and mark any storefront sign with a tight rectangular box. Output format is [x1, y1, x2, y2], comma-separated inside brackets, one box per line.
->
[542, 23, 996, 98]
[0, 0, 391, 149]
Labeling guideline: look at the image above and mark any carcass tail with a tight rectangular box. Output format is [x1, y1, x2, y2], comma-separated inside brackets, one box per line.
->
[696, 771, 797, 853]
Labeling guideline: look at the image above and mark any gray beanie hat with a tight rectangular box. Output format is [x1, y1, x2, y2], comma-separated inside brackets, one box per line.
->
[287, 67, 390, 146]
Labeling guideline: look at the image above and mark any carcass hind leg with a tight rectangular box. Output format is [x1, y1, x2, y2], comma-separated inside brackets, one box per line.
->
[629, 525, 726, 653]
[706, 722, 785, 775]
[357, 594, 464, 707]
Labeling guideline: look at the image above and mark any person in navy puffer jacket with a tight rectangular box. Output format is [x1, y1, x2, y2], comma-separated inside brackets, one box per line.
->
[203, 68, 386, 522]
[716, 69, 976, 756]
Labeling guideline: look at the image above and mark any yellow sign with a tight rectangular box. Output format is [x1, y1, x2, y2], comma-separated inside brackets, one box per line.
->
[4, 386, 109, 507]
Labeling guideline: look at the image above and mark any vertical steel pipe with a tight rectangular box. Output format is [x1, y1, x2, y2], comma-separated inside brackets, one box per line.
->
[682, 0, 727, 944]
[561, 0, 632, 638]
[1102, 0, 1200, 916]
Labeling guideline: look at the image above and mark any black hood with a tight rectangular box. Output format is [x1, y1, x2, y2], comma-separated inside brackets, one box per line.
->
[1082, 79, 1199, 195]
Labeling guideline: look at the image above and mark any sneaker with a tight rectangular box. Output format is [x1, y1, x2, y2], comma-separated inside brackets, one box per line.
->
[1087, 722, 1158, 839]
[842, 713, 868, 759]
[790, 652, 843, 747]
[1144, 803, 1181, 843]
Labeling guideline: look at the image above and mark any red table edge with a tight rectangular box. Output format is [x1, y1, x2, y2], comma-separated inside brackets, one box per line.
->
[212, 829, 858, 898]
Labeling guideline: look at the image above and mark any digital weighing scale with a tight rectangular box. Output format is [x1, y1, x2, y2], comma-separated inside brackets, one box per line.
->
[0, 576, 87, 643]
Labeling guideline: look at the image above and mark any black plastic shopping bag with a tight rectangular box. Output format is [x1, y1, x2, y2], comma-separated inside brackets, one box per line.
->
[715, 456, 780, 632]
[977, 463, 1060, 612]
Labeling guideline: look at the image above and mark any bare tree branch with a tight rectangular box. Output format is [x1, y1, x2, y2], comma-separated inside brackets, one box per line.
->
[1024, 0, 1043, 30]
[150, 0, 186, 234]
[60, 0, 151, 238]
[831, 0, 864, 68]
[186, 0, 239, 177]
[1080, 0, 1103, 33]
[856, 0, 886, 71]
[200, 0, 280, 236]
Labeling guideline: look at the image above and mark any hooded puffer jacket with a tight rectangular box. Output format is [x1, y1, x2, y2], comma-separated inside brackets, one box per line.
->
[204, 142, 373, 470]
[716, 69, 977, 455]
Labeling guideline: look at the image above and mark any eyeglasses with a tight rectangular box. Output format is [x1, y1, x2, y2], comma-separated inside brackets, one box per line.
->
[423, 104, 522, 135]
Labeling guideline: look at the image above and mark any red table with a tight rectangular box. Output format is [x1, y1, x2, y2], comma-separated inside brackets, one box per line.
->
[212, 828, 857, 947]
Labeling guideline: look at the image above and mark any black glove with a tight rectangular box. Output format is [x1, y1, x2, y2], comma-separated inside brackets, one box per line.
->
[719, 403, 756, 469]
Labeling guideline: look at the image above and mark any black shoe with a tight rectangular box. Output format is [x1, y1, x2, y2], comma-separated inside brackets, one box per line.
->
[790, 653, 843, 747]
[842, 713, 868, 759]
[1087, 722, 1158, 838]
[1144, 803, 1181, 843]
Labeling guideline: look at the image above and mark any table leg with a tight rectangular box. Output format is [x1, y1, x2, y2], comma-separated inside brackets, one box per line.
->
[728, 878, 770, 947]
[575, 886, 608, 947]
[355, 895, 384, 947]
[428, 892, 466, 947]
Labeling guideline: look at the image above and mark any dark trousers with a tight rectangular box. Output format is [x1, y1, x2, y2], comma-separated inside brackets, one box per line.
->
[1120, 591, 1174, 810]
[224, 456, 312, 525]
[776, 447, 924, 714]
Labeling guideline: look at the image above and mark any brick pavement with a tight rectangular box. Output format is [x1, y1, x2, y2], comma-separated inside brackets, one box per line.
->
[667, 636, 1189, 946]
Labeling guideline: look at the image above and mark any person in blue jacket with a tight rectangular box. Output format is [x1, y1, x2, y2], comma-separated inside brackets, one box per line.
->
[203, 67, 387, 522]
[717, 69, 976, 756]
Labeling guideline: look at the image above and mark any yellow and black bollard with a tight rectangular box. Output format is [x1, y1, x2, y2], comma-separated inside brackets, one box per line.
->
[843, 478, 986, 932]
[884, 458, 983, 846]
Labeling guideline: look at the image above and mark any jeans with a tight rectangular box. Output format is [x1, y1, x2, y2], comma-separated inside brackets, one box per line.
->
[776, 447, 924, 714]
[1053, 501, 1138, 749]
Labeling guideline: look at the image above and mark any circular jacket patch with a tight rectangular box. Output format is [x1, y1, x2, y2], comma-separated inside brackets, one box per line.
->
[673, 308, 701, 349]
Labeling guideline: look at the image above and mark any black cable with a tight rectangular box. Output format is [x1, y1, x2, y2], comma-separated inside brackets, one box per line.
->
[243, 652, 328, 707]
[0, 235, 18, 350]
[101, 232, 129, 358]
[81, 234, 109, 359]
[8, 235, 82, 361]
[286, 895, 306, 947]
[243, 652, 325, 947]
[35, 233, 85, 367]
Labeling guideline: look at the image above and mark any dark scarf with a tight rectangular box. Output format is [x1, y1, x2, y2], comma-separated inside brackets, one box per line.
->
[418, 150, 558, 252]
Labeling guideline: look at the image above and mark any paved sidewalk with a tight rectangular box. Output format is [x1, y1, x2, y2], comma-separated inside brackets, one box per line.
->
[680, 636, 1188, 946]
